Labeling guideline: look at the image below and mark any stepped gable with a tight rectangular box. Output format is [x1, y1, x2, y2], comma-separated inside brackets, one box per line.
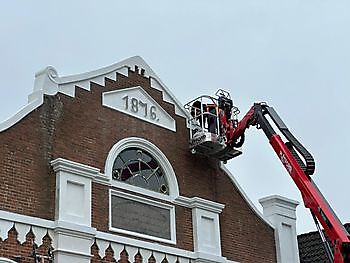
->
[1, 56, 188, 133]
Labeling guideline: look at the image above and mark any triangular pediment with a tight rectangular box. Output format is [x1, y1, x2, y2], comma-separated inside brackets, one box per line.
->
[103, 86, 176, 131]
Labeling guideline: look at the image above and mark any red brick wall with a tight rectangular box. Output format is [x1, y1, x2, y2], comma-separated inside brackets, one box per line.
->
[0, 67, 276, 262]
[0, 99, 56, 220]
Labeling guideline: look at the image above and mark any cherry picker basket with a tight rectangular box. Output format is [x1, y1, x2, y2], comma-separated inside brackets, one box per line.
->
[184, 90, 242, 162]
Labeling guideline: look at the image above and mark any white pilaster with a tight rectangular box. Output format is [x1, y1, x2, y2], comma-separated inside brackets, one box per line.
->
[51, 158, 99, 263]
[175, 196, 225, 261]
[259, 195, 300, 263]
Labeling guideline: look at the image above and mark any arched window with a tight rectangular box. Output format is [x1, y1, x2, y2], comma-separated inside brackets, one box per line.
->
[105, 137, 179, 201]
[105, 137, 178, 244]
[112, 147, 169, 194]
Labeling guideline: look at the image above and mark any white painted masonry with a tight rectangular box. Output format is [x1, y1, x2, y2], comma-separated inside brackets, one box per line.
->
[51, 158, 98, 227]
[259, 195, 300, 263]
[47, 157, 236, 262]
[51, 158, 97, 263]
[103, 86, 176, 131]
[175, 196, 225, 259]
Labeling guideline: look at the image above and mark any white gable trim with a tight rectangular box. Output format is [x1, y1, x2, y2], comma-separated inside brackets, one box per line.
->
[0, 96, 43, 132]
[0, 56, 190, 133]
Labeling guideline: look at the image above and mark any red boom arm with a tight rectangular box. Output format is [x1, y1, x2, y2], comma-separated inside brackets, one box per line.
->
[228, 103, 350, 263]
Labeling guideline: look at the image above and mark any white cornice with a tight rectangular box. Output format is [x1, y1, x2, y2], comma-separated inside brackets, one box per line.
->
[0, 56, 190, 134]
[259, 195, 299, 209]
[174, 196, 225, 213]
[54, 220, 97, 238]
[259, 195, 299, 220]
[93, 173, 111, 186]
[51, 158, 100, 179]
[0, 210, 54, 229]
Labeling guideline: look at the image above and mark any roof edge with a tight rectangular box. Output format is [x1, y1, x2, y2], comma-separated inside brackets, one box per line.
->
[31, 56, 189, 119]
[0, 96, 43, 132]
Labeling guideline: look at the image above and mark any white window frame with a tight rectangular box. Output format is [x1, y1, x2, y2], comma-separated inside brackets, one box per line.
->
[105, 137, 179, 202]
[109, 189, 176, 244]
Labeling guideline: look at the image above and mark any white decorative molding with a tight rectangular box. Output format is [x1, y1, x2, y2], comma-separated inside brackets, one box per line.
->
[0, 56, 190, 134]
[15, 222, 31, 243]
[259, 195, 299, 220]
[174, 196, 225, 258]
[31, 62, 127, 99]
[51, 158, 94, 227]
[0, 96, 43, 132]
[192, 208, 222, 257]
[193, 252, 239, 263]
[53, 221, 96, 263]
[32, 66, 59, 96]
[220, 163, 275, 229]
[259, 195, 300, 263]
[174, 196, 225, 214]
[0, 210, 55, 229]
[93, 173, 110, 186]
[0, 209, 238, 263]
[95, 231, 236, 263]
[0, 211, 54, 247]
[51, 158, 100, 179]
[103, 86, 176, 131]
[0, 220, 14, 241]
[105, 137, 180, 201]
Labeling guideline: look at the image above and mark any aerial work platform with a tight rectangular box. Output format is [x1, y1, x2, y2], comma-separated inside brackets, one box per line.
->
[186, 89, 350, 263]
[184, 90, 242, 162]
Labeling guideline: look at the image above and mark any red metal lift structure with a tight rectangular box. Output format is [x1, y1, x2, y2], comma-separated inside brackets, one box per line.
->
[185, 90, 350, 263]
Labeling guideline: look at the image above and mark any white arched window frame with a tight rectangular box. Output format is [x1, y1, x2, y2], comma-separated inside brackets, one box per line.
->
[105, 137, 179, 244]
[105, 137, 179, 201]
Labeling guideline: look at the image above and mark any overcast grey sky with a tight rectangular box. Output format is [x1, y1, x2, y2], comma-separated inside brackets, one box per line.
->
[1, 1, 349, 234]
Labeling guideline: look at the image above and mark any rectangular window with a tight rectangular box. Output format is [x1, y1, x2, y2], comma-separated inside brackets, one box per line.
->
[109, 190, 176, 244]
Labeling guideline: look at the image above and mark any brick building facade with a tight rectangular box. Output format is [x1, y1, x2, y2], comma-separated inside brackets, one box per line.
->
[0, 56, 282, 263]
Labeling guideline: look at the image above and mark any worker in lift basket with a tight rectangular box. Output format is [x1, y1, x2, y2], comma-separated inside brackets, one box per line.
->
[191, 101, 217, 134]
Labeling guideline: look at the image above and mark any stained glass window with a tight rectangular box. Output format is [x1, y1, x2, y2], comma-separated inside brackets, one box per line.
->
[112, 148, 169, 194]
